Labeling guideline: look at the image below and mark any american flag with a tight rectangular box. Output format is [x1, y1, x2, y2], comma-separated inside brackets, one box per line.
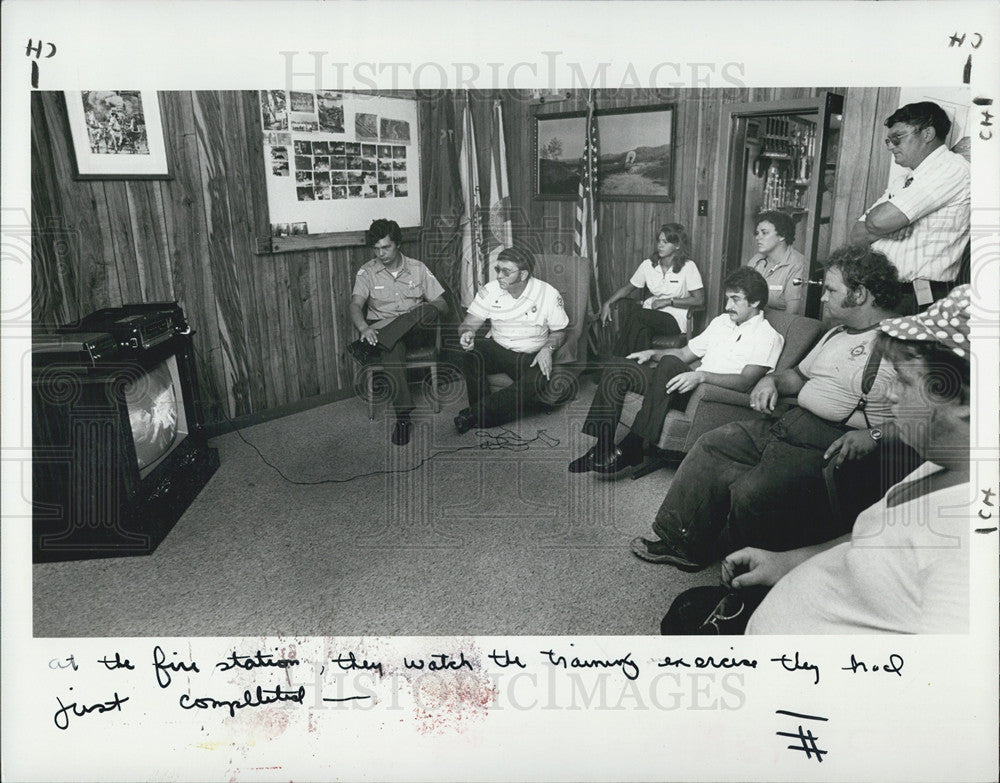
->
[573, 93, 601, 312]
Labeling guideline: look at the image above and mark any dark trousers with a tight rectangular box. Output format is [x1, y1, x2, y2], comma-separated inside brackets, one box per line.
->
[367, 303, 439, 414]
[615, 299, 681, 355]
[582, 355, 692, 445]
[441, 337, 546, 427]
[652, 407, 851, 564]
[896, 280, 954, 315]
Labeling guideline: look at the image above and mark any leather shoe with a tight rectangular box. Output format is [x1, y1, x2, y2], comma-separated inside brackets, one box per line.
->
[454, 409, 477, 435]
[568, 445, 605, 473]
[391, 418, 412, 446]
[348, 339, 383, 364]
[592, 446, 642, 477]
[629, 536, 704, 571]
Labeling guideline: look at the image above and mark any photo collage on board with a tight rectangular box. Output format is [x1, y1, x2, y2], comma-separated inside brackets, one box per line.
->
[259, 89, 411, 235]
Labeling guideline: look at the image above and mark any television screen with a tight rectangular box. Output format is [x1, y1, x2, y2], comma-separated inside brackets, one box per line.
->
[124, 354, 189, 477]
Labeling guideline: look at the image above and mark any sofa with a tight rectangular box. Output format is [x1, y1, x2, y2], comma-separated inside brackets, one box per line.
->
[618, 309, 828, 461]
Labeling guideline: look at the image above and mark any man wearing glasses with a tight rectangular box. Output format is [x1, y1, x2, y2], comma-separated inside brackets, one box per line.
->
[850, 101, 969, 314]
[447, 246, 569, 433]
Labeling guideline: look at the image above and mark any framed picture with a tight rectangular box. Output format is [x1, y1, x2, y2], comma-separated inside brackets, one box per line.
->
[534, 103, 676, 202]
[64, 90, 171, 179]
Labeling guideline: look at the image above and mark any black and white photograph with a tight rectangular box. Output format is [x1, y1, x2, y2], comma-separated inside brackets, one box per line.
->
[270, 153, 288, 177]
[259, 88, 287, 131]
[355, 111, 378, 140]
[264, 130, 291, 146]
[4, 3, 998, 783]
[64, 89, 170, 177]
[317, 90, 345, 133]
[289, 91, 315, 113]
[380, 116, 411, 142]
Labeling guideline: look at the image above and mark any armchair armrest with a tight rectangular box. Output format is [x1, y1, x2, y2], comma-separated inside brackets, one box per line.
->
[684, 304, 705, 340]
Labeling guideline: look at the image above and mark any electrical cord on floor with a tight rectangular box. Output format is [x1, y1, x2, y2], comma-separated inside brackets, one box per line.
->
[231, 424, 561, 485]
[192, 343, 561, 485]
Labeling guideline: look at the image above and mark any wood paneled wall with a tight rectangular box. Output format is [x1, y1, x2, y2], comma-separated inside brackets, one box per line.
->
[31, 91, 427, 428]
[518, 89, 827, 314]
[32, 87, 893, 428]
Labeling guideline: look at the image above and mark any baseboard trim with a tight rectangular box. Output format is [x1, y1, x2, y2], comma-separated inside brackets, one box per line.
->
[203, 388, 359, 438]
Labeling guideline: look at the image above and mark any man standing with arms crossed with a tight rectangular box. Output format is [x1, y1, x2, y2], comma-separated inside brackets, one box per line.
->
[850, 101, 969, 313]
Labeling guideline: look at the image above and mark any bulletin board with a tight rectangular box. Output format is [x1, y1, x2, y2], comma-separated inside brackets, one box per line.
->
[258, 90, 421, 244]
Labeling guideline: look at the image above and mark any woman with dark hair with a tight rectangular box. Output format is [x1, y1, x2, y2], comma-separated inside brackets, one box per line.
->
[600, 223, 704, 355]
[744, 210, 806, 316]
[718, 286, 972, 634]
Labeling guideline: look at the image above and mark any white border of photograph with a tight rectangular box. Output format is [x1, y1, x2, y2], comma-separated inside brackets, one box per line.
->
[63, 90, 171, 179]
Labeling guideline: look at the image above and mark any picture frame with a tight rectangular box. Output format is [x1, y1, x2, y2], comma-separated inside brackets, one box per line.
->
[63, 90, 172, 179]
[534, 103, 676, 202]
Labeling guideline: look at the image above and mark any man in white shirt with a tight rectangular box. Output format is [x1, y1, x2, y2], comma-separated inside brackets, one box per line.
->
[849, 101, 969, 313]
[570, 268, 783, 476]
[447, 246, 569, 433]
[631, 246, 902, 570]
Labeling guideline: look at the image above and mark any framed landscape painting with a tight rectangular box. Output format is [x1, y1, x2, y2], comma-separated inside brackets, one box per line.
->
[534, 103, 676, 202]
[64, 90, 171, 179]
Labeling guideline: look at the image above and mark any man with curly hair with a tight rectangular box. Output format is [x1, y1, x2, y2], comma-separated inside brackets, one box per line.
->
[631, 246, 903, 571]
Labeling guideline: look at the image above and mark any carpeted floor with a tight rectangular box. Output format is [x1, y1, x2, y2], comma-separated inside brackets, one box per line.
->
[33, 377, 718, 637]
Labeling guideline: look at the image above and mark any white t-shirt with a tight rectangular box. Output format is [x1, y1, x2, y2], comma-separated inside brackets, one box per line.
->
[796, 325, 896, 428]
[748, 463, 969, 634]
[467, 278, 569, 353]
[863, 145, 970, 282]
[687, 313, 784, 375]
[629, 258, 703, 331]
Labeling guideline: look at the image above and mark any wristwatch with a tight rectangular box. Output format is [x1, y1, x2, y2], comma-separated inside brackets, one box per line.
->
[869, 427, 883, 443]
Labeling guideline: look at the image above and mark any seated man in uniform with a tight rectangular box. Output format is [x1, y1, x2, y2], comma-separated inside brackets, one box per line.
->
[445, 246, 569, 433]
[850, 101, 969, 313]
[631, 246, 902, 570]
[569, 268, 784, 477]
[348, 218, 448, 446]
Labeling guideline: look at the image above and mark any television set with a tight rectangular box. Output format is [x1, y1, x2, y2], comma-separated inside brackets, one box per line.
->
[32, 304, 220, 562]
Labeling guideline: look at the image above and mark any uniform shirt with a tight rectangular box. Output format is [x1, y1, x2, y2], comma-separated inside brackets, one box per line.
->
[467, 278, 569, 353]
[796, 325, 896, 428]
[686, 312, 784, 375]
[862, 145, 970, 282]
[748, 464, 969, 634]
[745, 246, 806, 314]
[629, 258, 703, 332]
[352, 254, 445, 327]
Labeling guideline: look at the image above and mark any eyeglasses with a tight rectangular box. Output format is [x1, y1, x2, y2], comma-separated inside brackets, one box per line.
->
[697, 590, 745, 634]
[494, 266, 519, 278]
[884, 130, 917, 147]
